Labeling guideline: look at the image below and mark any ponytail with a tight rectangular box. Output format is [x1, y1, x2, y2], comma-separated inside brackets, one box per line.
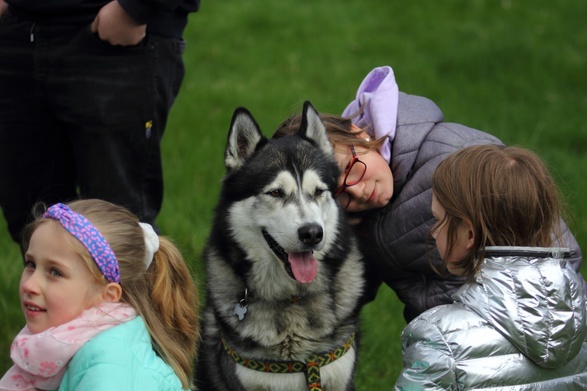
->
[143, 237, 200, 389]
[49, 199, 200, 390]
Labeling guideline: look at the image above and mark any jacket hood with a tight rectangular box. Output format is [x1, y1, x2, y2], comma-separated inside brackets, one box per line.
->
[455, 246, 587, 369]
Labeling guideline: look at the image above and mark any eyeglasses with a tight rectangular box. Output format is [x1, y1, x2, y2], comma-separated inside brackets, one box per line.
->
[335, 145, 367, 209]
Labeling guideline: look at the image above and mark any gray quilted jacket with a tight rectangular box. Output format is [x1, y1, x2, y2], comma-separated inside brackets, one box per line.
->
[357, 92, 584, 321]
[395, 246, 587, 390]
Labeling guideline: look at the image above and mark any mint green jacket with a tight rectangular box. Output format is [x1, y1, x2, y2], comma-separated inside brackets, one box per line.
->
[58, 316, 186, 391]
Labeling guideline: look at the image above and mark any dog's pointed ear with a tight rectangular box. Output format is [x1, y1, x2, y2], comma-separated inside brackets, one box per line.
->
[225, 107, 266, 170]
[298, 101, 333, 157]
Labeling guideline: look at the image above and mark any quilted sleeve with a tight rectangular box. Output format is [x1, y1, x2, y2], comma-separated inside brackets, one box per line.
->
[394, 309, 458, 391]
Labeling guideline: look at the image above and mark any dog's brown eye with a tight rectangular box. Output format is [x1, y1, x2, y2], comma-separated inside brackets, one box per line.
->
[314, 188, 325, 197]
[266, 189, 283, 198]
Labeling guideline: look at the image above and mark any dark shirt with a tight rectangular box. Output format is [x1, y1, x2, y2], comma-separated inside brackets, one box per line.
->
[6, 0, 200, 38]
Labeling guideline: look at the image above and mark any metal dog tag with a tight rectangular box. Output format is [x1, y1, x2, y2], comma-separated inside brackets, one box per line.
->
[233, 301, 248, 320]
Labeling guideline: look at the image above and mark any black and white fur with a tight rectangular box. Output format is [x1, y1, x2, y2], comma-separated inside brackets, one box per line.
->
[195, 102, 365, 391]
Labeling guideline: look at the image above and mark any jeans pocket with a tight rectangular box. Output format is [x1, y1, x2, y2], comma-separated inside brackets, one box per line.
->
[53, 26, 155, 127]
[0, 8, 16, 27]
[85, 23, 149, 52]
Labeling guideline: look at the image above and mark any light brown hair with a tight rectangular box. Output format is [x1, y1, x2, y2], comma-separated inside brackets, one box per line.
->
[431, 144, 565, 278]
[22, 199, 200, 389]
[274, 112, 385, 151]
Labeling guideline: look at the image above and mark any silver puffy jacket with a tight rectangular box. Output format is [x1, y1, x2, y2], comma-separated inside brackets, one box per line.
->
[395, 246, 587, 390]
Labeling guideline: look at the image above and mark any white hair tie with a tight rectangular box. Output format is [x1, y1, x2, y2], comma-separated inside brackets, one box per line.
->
[139, 222, 159, 269]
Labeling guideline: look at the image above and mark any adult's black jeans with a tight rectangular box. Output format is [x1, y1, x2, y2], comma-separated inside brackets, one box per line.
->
[0, 11, 185, 245]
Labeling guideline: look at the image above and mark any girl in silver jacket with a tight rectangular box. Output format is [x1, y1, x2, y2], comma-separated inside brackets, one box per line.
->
[395, 145, 587, 390]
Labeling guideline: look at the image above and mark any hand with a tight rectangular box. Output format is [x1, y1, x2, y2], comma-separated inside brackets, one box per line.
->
[0, 0, 8, 19]
[91, 1, 147, 46]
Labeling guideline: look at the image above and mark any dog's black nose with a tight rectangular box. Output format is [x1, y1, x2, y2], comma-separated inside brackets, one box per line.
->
[298, 223, 323, 246]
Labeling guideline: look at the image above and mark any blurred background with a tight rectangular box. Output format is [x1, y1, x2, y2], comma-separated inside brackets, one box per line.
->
[1, 1, 586, 388]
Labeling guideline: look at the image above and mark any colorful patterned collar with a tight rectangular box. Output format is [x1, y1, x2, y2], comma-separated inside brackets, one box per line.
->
[221, 332, 355, 391]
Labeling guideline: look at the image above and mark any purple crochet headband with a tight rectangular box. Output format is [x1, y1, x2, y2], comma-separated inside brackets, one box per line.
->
[43, 203, 120, 283]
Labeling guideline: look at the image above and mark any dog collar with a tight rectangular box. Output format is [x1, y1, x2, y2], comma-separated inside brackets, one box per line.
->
[221, 332, 355, 391]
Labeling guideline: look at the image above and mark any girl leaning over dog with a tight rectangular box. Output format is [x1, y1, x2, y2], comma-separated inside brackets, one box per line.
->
[395, 145, 587, 389]
[0, 199, 200, 391]
[273, 66, 585, 325]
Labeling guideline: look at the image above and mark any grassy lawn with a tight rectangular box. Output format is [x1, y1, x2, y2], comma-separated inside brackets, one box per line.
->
[1, 1, 586, 389]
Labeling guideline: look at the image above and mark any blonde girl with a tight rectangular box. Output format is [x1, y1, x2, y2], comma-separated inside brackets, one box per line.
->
[0, 199, 199, 390]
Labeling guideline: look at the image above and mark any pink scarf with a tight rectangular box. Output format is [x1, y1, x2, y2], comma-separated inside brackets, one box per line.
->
[0, 302, 136, 391]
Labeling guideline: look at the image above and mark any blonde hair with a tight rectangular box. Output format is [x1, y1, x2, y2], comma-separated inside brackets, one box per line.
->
[22, 199, 200, 389]
[431, 145, 565, 278]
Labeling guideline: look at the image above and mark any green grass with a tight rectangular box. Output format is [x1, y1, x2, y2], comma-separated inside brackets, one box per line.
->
[1, 1, 586, 389]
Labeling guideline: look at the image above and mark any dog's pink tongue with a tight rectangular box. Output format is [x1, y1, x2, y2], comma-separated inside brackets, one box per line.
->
[289, 251, 317, 284]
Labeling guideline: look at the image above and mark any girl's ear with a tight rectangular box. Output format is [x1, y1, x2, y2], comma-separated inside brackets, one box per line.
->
[464, 220, 475, 250]
[101, 282, 122, 303]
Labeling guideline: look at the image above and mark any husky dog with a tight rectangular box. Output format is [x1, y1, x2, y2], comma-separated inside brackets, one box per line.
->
[195, 102, 365, 391]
